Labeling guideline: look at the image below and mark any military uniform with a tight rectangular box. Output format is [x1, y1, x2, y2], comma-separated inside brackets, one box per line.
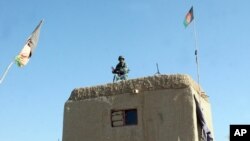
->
[112, 56, 129, 82]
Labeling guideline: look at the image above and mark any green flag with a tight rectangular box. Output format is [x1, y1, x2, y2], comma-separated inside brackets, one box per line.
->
[15, 20, 44, 67]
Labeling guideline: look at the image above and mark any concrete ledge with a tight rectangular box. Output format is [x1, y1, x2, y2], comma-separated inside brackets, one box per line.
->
[69, 74, 202, 101]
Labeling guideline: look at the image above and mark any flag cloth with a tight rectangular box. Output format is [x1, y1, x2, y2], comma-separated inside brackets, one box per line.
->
[194, 96, 214, 141]
[184, 6, 194, 28]
[15, 20, 44, 67]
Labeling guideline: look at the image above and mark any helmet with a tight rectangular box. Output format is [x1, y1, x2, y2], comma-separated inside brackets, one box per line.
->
[118, 56, 125, 60]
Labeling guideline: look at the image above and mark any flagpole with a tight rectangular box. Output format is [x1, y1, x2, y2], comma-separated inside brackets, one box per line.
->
[192, 14, 201, 92]
[0, 60, 15, 84]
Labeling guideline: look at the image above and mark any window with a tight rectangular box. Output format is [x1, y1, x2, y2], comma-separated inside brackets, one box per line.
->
[111, 109, 138, 127]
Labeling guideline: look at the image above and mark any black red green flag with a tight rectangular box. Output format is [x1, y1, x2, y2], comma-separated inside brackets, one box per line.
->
[15, 20, 44, 67]
[184, 6, 194, 28]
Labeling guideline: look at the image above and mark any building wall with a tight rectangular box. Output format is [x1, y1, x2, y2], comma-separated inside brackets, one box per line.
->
[62, 75, 214, 141]
[190, 87, 215, 140]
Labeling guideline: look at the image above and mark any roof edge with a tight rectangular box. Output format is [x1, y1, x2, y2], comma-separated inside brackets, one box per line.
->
[69, 74, 203, 101]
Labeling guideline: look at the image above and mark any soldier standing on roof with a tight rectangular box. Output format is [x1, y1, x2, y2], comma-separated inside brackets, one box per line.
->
[112, 56, 129, 82]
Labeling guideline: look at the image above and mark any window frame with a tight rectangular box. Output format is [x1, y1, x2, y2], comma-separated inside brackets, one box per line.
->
[111, 108, 138, 127]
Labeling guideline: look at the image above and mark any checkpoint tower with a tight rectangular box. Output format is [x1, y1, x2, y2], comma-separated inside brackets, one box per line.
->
[62, 74, 214, 141]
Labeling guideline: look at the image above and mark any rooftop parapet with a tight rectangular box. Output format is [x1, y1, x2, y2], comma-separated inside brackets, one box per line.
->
[69, 74, 205, 101]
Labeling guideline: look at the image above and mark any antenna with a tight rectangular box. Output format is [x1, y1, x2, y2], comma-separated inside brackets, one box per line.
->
[155, 63, 161, 75]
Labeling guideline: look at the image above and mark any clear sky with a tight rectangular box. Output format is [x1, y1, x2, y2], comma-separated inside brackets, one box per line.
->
[0, 0, 249, 141]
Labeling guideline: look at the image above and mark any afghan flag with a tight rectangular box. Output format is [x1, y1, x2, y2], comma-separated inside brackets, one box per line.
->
[15, 20, 44, 67]
[183, 6, 194, 28]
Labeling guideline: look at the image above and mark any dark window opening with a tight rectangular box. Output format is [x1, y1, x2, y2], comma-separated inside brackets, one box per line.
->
[111, 109, 138, 127]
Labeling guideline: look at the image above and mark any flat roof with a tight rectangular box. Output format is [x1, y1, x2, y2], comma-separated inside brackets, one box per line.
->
[69, 74, 204, 101]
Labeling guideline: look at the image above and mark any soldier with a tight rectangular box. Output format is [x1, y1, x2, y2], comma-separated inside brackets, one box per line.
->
[112, 56, 129, 82]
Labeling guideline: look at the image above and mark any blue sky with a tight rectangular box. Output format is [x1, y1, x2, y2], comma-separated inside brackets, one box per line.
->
[0, 0, 249, 141]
